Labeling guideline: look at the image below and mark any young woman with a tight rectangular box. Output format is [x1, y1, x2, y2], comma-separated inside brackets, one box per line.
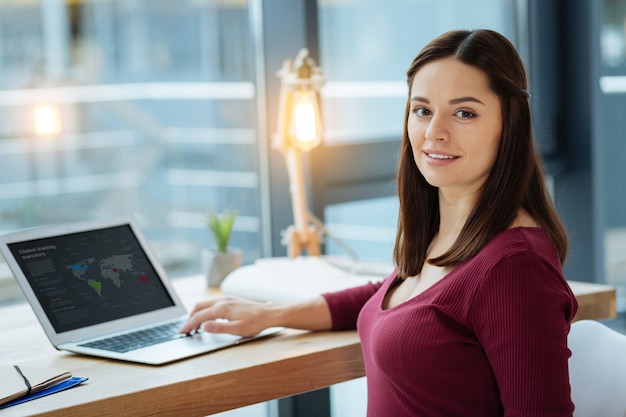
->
[181, 29, 577, 417]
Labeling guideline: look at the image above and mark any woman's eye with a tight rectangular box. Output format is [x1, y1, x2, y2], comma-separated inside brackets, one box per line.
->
[455, 110, 476, 119]
[413, 107, 431, 117]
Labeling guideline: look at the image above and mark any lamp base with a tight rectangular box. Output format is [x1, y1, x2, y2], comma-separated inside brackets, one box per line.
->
[285, 225, 321, 258]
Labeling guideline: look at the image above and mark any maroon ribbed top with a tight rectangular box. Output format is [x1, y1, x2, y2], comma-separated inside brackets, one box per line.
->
[323, 227, 577, 417]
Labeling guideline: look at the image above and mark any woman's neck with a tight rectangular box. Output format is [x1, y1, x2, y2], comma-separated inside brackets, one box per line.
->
[437, 189, 475, 238]
[428, 192, 474, 258]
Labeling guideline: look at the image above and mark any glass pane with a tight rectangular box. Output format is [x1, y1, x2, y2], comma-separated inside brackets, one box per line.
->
[318, 0, 523, 144]
[318, 0, 525, 255]
[0, 0, 261, 281]
[324, 196, 398, 265]
[601, 0, 626, 68]
[600, 0, 626, 310]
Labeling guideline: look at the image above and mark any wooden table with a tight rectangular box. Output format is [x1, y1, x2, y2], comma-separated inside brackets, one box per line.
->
[0, 276, 363, 417]
[569, 281, 617, 322]
[0, 276, 616, 417]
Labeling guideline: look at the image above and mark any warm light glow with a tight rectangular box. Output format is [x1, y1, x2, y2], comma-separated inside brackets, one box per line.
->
[294, 96, 317, 144]
[34, 105, 61, 136]
[289, 91, 321, 151]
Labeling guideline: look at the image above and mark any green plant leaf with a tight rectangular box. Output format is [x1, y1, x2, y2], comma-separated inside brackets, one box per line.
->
[206, 210, 237, 252]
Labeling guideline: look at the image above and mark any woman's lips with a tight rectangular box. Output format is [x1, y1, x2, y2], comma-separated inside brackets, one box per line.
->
[423, 151, 460, 165]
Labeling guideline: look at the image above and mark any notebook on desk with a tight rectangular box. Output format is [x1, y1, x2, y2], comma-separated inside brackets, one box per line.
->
[0, 217, 282, 365]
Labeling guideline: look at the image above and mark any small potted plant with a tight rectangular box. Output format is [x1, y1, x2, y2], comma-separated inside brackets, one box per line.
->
[203, 209, 242, 288]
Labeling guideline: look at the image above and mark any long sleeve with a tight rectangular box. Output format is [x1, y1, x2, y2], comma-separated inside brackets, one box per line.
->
[469, 252, 576, 417]
[322, 277, 388, 330]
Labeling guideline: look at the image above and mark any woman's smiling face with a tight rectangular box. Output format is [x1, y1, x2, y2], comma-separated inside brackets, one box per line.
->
[407, 57, 503, 198]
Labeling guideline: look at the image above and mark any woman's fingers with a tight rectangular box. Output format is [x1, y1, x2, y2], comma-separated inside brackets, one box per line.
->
[180, 297, 271, 336]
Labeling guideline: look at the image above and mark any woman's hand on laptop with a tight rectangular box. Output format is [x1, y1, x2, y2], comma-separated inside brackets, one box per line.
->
[180, 296, 276, 337]
[179, 296, 333, 338]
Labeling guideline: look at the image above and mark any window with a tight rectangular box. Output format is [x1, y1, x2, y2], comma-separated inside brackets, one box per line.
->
[0, 0, 262, 303]
[315, 0, 528, 264]
[600, 0, 626, 309]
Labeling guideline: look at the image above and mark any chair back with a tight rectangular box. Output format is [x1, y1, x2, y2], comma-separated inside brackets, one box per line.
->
[568, 319, 626, 417]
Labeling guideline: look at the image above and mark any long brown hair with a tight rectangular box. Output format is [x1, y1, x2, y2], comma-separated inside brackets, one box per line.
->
[393, 29, 568, 278]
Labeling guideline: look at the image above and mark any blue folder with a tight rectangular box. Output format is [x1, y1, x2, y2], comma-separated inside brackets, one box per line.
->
[0, 377, 88, 410]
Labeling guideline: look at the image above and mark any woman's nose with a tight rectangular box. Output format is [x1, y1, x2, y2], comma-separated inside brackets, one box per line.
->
[424, 114, 449, 142]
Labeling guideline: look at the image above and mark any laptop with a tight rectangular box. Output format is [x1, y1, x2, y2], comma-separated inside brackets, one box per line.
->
[0, 216, 282, 365]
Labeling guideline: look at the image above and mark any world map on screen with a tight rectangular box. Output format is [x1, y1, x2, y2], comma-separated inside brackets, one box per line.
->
[66, 255, 149, 297]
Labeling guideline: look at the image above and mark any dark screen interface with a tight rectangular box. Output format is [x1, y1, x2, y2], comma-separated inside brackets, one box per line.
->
[8, 225, 175, 333]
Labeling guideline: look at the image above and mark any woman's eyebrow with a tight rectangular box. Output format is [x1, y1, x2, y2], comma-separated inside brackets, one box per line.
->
[410, 96, 485, 105]
[449, 96, 485, 105]
[410, 96, 429, 103]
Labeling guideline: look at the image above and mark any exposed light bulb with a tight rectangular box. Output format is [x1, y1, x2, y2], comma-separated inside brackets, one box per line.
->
[294, 98, 317, 144]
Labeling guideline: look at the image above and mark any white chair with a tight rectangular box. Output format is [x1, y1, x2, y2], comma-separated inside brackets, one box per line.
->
[568, 319, 626, 417]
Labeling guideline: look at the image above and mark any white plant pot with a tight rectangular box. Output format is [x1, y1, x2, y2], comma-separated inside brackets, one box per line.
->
[202, 248, 243, 288]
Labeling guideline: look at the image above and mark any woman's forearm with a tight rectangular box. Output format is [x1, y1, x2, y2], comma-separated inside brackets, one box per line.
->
[180, 295, 333, 337]
[266, 296, 333, 331]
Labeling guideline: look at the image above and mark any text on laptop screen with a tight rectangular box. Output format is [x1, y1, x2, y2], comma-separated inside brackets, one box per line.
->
[7, 225, 175, 333]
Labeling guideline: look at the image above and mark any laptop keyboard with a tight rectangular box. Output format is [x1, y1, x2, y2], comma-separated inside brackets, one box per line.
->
[79, 319, 188, 353]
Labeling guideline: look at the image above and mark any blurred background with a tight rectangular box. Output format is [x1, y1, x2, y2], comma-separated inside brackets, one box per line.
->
[1, 1, 625, 416]
[0, 0, 624, 318]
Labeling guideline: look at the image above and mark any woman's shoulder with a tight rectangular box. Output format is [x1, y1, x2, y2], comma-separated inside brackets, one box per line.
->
[458, 228, 570, 305]
[474, 227, 560, 269]
[495, 226, 552, 248]
[473, 210, 554, 263]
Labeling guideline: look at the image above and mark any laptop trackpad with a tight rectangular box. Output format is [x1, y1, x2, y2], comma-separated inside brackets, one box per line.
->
[189, 331, 241, 346]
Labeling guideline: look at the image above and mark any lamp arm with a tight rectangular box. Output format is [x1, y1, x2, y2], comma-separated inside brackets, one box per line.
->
[274, 49, 324, 257]
[283, 147, 320, 257]
[284, 146, 309, 235]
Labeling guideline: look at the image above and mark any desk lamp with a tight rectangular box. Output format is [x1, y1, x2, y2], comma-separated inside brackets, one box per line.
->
[274, 49, 324, 258]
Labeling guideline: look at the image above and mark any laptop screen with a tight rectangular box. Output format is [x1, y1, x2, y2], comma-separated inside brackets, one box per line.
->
[7, 224, 175, 333]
